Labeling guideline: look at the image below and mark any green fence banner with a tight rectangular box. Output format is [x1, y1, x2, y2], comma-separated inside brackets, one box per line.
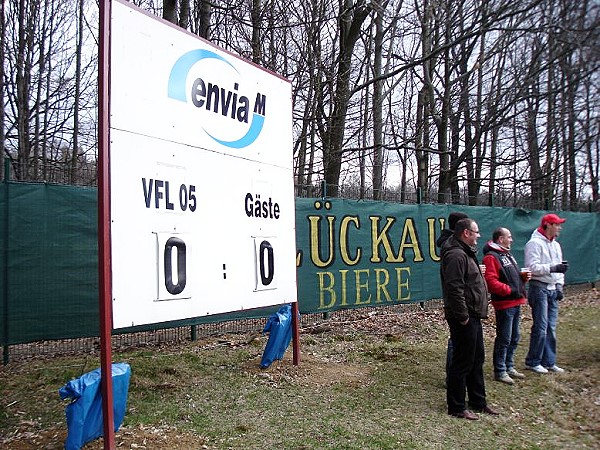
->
[294, 198, 599, 313]
[1, 184, 599, 345]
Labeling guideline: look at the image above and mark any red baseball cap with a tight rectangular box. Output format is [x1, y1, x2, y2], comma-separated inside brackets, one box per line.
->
[541, 213, 566, 226]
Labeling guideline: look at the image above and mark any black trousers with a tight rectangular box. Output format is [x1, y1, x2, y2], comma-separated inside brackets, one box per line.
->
[446, 317, 487, 414]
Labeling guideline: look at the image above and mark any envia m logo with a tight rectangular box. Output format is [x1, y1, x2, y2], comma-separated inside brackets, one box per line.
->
[167, 49, 266, 149]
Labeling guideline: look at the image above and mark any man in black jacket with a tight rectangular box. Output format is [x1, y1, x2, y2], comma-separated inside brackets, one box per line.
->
[437, 211, 468, 386]
[440, 218, 499, 420]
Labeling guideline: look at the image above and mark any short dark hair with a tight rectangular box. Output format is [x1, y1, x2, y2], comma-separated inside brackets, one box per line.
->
[492, 227, 508, 242]
[454, 218, 474, 237]
[448, 212, 469, 230]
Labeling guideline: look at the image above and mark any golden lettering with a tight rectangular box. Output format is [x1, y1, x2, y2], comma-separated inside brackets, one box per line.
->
[374, 268, 392, 303]
[428, 217, 442, 262]
[340, 216, 361, 265]
[339, 269, 349, 306]
[395, 267, 411, 300]
[315, 267, 412, 310]
[397, 218, 424, 262]
[317, 271, 336, 309]
[309, 215, 335, 268]
[354, 269, 372, 305]
[370, 216, 401, 263]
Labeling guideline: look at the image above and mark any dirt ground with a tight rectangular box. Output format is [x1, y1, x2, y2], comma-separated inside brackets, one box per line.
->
[4, 354, 366, 449]
[2, 343, 373, 449]
[1, 284, 598, 449]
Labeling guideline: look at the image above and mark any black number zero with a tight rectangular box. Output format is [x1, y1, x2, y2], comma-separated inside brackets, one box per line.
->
[164, 237, 186, 295]
[259, 240, 274, 286]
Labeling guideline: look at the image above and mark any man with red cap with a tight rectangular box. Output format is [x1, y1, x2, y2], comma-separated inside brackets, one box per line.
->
[524, 213, 569, 374]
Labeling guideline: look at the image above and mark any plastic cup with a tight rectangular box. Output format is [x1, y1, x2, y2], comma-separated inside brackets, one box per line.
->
[520, 267, 531, 282]
[479, 264, 486, 275]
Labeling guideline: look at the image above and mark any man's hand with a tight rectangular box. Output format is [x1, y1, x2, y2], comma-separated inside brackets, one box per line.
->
[550, 262, 569, 273]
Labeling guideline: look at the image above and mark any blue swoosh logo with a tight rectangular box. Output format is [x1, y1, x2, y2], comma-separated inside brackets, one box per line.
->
[167, 50, 264, 149]
[168, 49, 237, 102]
[205, 114, 264, 149]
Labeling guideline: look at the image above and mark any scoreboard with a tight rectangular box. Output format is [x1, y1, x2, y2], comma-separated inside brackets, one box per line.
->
[109, 1, 297, 328]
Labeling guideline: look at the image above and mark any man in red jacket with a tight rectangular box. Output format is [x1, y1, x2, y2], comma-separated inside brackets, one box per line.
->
[483, 227, 530, 385]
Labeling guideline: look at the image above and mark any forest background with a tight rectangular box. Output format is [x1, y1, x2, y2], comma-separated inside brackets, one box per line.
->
[2, 0, 600, 209]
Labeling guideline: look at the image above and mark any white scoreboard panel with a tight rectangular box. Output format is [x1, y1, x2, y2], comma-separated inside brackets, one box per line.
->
[109, 0, 297, 328]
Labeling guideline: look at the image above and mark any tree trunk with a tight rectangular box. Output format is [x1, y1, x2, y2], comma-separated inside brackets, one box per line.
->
[527, 92, 544, 207]
[70, 0, 84, 184]
[197, 0, 211, 39]
[418, 0, 433, 201]
[372, 2, 387, 200]
[250, 0, 262, 64]
[163, 0, 177, 24]
[179, 0, 189, 29]
[42, 0, 56, 182]
[15, 0, 33, 180]
[322, 0, 371, 197]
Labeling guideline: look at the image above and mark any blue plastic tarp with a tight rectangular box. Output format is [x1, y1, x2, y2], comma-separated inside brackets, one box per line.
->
[59, 362, 131, 450]
[260, 304, 295, 368]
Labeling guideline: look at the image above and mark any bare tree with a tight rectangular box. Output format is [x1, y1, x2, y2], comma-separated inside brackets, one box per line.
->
[3, 0, 96, 183]
[371, 0, 388, 200]
[320, 0, 372, 197]
[70, 0, 84, 183]
[5, 0, 600, 210]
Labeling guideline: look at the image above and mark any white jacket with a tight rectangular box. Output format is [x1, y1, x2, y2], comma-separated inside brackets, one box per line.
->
[524, 228, 565, 288]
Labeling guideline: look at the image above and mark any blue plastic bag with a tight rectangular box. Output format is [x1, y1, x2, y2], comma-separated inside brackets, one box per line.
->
[59, 362, 131, 450]
[260, 304, 295, 368]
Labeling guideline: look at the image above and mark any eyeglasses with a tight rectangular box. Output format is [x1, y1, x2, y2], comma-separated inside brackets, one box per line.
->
[467, 229, 480, 235]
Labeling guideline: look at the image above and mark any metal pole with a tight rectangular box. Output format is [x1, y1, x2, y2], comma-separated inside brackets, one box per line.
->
[98, 0, 115, 448]
[2, 158, 9, 365]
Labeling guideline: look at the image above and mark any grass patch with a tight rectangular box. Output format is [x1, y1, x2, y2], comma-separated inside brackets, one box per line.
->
[1, 289, 599, 449]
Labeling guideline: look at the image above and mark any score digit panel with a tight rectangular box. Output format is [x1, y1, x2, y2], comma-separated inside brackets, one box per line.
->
[109, 1, 297, 328]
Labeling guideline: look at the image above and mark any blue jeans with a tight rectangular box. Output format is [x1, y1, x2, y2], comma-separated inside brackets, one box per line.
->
[493, 306, 521, 376]
[525, 283, 559, 368]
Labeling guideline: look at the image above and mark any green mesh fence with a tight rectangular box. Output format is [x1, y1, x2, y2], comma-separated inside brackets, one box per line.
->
[1, 182, 599, 347]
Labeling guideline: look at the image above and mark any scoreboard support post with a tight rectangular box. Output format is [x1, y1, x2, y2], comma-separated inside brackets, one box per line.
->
[98, 0, 115, 449]
[292, 301, 300, 365]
